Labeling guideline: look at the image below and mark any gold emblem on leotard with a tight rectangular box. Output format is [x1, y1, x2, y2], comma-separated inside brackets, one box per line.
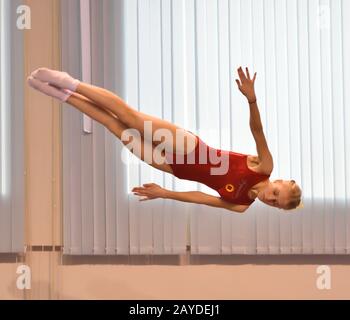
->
[225, 183, 234, 192]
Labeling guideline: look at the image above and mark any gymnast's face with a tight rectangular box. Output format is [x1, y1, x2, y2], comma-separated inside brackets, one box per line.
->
[258, 179, 293, 209]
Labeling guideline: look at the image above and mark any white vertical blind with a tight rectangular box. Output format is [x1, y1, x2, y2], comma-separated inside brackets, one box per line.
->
[62, 0, 135, 255]
[123, 0, 350, 255]
[63, 0, 350, 255]
[125, 0, 189, 254]
[0, 0, 24, 253]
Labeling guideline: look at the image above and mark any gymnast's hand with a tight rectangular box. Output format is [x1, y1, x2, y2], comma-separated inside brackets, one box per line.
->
[132, 183, 167, 201]
[235, 66, 257, 103]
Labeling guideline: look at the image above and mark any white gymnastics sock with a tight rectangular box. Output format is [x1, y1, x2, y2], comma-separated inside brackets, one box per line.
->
[27, 76, 73, 102]
[31, 67, 80, 92]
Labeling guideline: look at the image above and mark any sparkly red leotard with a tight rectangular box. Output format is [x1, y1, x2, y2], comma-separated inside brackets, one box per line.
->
[165, 133, 270, 205]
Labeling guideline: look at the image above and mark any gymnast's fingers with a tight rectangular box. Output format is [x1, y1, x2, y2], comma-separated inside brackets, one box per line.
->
[246, 67, 251, 80]
[132, 190, 145, 196]
[235, 79, 241, 90]
[143, 183, 154, 187]
[252, 72, 257, 83]
[237, 66, 247, 82]
[132, 186, 145, 191]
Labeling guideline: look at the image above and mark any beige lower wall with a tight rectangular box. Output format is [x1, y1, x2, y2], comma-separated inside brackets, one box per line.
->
[56, 264, 349, 300]
[1, 0, 349, 300]
[2, 255, 350, 300]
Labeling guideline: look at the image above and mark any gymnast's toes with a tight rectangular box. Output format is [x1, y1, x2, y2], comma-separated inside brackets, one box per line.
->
[27, 75, 40, 89]
[31, 67, 48, 79]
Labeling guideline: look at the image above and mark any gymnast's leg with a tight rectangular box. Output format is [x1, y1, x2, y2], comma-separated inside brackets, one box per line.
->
[27, 76, 173, 174]
[67, 94, 174, 174]
[30, 68, 197, 155]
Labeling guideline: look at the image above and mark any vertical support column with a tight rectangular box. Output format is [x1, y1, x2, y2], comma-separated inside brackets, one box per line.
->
[23, 0, 62, 300]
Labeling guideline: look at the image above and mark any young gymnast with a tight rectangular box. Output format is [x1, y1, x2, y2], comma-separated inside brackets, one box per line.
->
[27, 66, 302, 213]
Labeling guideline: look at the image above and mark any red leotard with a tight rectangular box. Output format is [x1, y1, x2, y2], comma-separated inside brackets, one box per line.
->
[165, 133, 270, 205]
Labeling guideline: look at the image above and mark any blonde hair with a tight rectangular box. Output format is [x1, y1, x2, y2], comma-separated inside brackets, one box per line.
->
[283, 180, 303, 211]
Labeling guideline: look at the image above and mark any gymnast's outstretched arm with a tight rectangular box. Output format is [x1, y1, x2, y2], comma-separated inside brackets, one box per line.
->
[132, 183, 248, 213]
[235, 66, 273, 173]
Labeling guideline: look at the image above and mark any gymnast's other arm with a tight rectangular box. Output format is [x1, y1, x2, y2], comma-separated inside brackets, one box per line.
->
[235, 66, 274, 172]
[132, 183, 248, 213]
